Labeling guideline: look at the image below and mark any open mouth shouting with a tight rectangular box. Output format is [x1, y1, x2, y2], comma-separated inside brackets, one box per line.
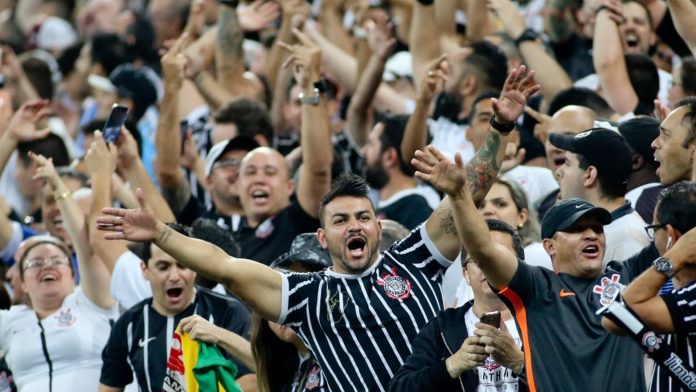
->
[165, 287, 185, 304]
[250, 188, 270, 204]
[39, 271, 60, 283]
[581, 243, 601, 259]
[346, 236, 367, 259]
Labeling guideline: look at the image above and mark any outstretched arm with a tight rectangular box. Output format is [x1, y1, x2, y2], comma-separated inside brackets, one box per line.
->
[97, 194, 283, 321]
[420, 66, 539, 262]
[667, 0, 696, 56]
[413, 146, 518, 288]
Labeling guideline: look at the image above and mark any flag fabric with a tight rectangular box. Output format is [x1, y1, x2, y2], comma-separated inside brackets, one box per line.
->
[163, 328, 242, 392]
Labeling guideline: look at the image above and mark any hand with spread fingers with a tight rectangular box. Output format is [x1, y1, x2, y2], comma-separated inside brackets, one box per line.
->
[5, 99, 52, 142]
[419, 53, 449, 103]
[445, 336, 487, 379]
[412, 146, 468, 199]
[473, 322, 524, 374]
[179, 315, 224, 345]
[278, 28, 322, 88]
[491, 65, 540, 125]
[238, 0, 281, 32]
[97, 188, 159, 242]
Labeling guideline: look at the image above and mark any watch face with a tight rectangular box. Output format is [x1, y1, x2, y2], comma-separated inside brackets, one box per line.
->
[655, 258, 674, 275]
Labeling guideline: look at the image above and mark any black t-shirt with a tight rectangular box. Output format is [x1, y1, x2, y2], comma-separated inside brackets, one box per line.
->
[234, 200, 320, 265]
[496, 244, 658, 392]
[551, 34, 595, 82]
[100, 287, 251, 391]
[656, 11, 692, 58]
[376, 192, 433, 230]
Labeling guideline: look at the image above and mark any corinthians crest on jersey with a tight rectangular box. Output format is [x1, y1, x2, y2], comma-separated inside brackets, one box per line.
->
[376, 267, 412, 300]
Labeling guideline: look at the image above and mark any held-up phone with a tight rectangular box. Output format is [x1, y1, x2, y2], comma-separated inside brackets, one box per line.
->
[480, 311, 501, 329]
[103, 104, 128, 143]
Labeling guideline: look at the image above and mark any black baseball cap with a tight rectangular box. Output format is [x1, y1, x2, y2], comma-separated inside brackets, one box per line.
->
[541, 198, 612, 239]
[270, 233, 332, 272]
[549, 128, 633, 186]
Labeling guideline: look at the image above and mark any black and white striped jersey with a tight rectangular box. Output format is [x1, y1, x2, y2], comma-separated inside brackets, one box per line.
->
[653, 278, 696, 392]
[278, 225, 452, 391]
[99, 287, 251, 392]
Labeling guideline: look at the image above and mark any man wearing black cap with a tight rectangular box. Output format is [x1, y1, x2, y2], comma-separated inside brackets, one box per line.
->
[414, 145, 696, 391]
[618, 117, 663, 223]
[551, 128, 650, 263]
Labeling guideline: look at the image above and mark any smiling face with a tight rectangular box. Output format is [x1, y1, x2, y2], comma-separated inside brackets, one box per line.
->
[543, 215, 606, 278]
[619, 2, 654, 55]
[142, 245, 196, 316]
[317, 196, 382, 275]
[652, 106, 696, 185]
[21, 243, 74, 308]
[238, 148, 294, 226]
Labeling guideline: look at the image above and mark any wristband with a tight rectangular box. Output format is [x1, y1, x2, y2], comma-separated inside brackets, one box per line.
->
[490, 116, 516, 135]
[514, 28, 539, 47]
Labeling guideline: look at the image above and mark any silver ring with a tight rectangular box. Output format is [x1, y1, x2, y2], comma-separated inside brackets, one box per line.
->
[427, 70, 435, 77]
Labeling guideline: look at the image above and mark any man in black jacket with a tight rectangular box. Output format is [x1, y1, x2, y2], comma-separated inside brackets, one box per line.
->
[389, 219, 527, 392]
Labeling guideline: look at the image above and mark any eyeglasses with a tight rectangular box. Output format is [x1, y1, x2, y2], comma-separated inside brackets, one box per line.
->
[23, 256, 70, 270]
[213, 159, 242, 170]
[644, 223, 667, 240]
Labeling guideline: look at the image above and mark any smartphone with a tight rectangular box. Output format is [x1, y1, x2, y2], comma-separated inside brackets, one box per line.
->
[480, 311, 501, 329]
[180, 120, 189, 155]
[102, 104, 128, 143]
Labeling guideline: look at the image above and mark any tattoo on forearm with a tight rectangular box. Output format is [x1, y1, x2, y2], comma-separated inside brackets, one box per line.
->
[467, 131, 501, 200]
[218, 7, 244, 59]
[159, 225, 172, 244]
[437, 204, 457, 235]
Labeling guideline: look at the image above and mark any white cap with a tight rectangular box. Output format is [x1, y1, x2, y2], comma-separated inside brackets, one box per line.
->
[383, 51, 413, 82]
[36, 17, 78, 51]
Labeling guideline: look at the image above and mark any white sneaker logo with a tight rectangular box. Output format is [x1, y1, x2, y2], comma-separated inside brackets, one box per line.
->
[138, 337, 156, 347]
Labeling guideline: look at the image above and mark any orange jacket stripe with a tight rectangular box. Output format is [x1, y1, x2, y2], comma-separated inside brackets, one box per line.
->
[499, 286, 537, 392]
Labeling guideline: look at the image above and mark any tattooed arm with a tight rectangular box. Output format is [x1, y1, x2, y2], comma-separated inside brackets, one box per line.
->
[216, 5, 260, 101]
[422, 66, 540, 260]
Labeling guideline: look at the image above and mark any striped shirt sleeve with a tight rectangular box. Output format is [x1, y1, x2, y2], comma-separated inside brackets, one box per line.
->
[278, 272, 320, 326]
[661, 278, 696, 334]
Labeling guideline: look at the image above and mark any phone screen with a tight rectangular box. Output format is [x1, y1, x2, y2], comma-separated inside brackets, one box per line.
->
[480, 311, 501, 329]
[103, 105, 128, 143]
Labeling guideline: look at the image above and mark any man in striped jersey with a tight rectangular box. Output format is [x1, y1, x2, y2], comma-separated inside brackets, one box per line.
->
[95, 65, 540, 391]
[607, 181, 696, 391]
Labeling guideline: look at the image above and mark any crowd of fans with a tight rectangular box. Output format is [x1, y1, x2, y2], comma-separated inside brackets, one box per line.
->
[0, 0, 695, 391]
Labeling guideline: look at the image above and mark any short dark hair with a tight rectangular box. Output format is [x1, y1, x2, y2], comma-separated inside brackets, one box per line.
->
[468, 91, 500, 123]
[656, 181, 696, 235]
[680, 57, 696, 96]
[464, 41, 508, 92]
[485, 219, 525, 260]
[577, 154, 627, 198]
[90, 33, 127, 76]
[17, 134, 70, 167]
[376, 113, 413, 176]
[21, 57, 54, 100]
[673, 96, 696, 148]
[213, 99, 273, 144]
[548, 87, 613, 118]
[625, 54, 659, 113]
[622, 0, 653, 29]
[319, 173, 373, 227]
[128, 223, 190, 264]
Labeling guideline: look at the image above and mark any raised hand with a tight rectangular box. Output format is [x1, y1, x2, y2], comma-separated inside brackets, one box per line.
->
[654, 99, 671, 122]
[5, 99, 51, 142]
[238, 0, 281, 32]
[97, 188, 160, 242]
[115, 127, 140, 172]
[184, 0, 208, 39]
[524, 106, 551, 143]
[365, 13, 396, 61]
[492, 65, 540, 125]
[412, 145, 468, 198]
[30, 152, 61, 190]
[279, 28, 322, 88]
[419, 53, 449, 103]
[85, 130, 118, 180]
[161, 32, 191, 89]
[487, 0, 526, 39]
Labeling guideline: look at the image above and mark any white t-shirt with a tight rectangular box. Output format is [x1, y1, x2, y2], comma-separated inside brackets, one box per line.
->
[524, 242, 553, 270]
[503, 166, 559, 207]
[574, 69, 672, 112]
[111, 251, 152, 310]
[427, 117, 475, 163]
[464, 308, 522, 392]
[604, 210, 651, 264]
[0, 288, 119, 392]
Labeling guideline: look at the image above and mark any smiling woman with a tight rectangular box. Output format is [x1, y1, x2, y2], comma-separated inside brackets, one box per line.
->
[0, 235, 119, 392]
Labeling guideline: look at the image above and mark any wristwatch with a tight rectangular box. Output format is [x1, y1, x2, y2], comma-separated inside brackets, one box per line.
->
[653, 257, 675, 279]
[489, 116, 516, 135]
[514, 28, 539, 47]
